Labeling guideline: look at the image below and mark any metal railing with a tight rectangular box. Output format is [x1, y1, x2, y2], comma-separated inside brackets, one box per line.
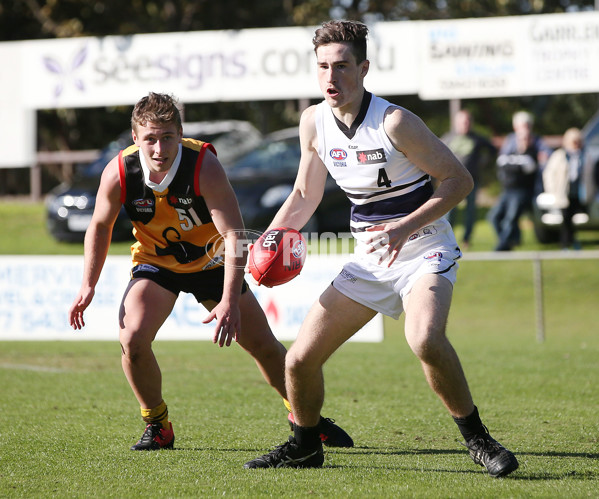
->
[31, 150, 101, 200]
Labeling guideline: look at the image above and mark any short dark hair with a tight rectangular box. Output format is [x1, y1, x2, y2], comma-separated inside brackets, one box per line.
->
[131, 92, 182, 131]
[312, 20, 369, 63]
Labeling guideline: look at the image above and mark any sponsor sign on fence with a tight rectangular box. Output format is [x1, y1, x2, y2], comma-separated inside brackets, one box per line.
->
[0, 255, 383, 342]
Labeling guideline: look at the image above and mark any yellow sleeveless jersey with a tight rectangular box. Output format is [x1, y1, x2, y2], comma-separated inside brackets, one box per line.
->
[118, 139, 223, 273]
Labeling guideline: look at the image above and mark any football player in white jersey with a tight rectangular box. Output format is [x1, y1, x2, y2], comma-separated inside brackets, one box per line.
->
[244, 20, 518, 478]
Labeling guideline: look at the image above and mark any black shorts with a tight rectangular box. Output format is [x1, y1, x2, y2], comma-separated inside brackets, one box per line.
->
[130, 263, 248, 303]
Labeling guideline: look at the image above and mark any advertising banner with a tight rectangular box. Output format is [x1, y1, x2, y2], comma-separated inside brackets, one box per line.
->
[524, 13, 599, 95]
[420, 12, 599, 99]
[3, 12, 598, 168]
[419, 16, 526, 99]
[19, 24, 418, 110]
[0, 255, 384, 342]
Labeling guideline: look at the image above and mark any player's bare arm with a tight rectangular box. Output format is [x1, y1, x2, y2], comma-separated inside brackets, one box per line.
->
[68, 156, 123, 329]
[365, 107, 473, 264]
[199, 150, 245, 347]
[268, 106, 328, 231]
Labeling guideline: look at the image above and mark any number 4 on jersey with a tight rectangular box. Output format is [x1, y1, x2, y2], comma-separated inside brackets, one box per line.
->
[377, 168, 392, 188]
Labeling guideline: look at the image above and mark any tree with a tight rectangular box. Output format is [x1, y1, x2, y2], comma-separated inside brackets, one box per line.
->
[2, 0, 303, 41]
[7, 1, 594, 42]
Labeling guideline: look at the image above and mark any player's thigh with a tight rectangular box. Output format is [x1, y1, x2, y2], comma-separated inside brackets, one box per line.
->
[238, 289, 279, 347]
[289, 284, 377, 368]
[119, 278, 177, 345]
[403, 273, 453, 344]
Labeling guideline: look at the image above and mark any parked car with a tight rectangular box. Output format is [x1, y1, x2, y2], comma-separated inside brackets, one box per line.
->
[46, 120, 262, 242]
[224, 127, 351, 234]
[532, 110, 599, 243]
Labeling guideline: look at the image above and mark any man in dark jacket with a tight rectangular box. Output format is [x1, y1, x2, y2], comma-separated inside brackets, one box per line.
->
[488, 111, 551, 251]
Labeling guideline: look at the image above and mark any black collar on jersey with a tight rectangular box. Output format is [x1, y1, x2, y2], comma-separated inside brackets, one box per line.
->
[332, 90, 372, 140]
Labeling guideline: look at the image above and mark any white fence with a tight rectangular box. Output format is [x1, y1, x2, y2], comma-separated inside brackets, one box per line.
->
[462, 250, 599, 341]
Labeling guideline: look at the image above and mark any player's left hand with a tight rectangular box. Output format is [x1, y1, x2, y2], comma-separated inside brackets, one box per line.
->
[203, 301, 241, 347]
[364, 223, 406, 267]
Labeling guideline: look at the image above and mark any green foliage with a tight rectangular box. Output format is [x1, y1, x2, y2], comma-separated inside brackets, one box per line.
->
[0, 201, 132, 255]
[3, 0, 596, 43]
[1, 260, 598, 497]
[2, 0, 300, 40]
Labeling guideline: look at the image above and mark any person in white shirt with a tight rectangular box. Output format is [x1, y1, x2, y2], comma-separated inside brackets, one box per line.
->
[542, 127, 587, 248]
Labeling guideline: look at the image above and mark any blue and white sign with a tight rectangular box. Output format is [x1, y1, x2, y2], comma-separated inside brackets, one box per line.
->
[420, 13, 599, 99]
[0, 255, 384, 342]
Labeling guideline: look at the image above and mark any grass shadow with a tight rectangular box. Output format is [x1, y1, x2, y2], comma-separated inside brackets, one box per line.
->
[170, 444, 598, 481]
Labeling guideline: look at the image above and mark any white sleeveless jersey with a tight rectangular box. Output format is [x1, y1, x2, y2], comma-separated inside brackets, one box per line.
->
[314, 94, 433, 242]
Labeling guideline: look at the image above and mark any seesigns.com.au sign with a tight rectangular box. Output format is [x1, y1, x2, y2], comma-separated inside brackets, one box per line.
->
[19, 24, 419, 109]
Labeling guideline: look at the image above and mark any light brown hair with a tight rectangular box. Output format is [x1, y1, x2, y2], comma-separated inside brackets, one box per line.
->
[131, 92, 182, 132]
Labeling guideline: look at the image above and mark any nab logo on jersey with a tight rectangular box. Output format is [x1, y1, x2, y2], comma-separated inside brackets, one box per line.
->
[168, 195, 193, 207]
[357, 148, 386, 165]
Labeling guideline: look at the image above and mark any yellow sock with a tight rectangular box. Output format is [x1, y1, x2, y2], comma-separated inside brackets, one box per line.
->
[283, 398, 292, 413]
[140, 400, 169, 430]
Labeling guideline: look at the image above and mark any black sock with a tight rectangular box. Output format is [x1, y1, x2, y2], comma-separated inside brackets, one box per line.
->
[453, 405, 486, 442]
[294, 423, 322, 450]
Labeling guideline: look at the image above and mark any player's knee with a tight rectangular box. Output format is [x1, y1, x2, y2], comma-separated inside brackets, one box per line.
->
[285, 347, 317, 379]
[120, 330, 151, 363]
[406, 328, 446, 363]
[244, 336, 285, 364]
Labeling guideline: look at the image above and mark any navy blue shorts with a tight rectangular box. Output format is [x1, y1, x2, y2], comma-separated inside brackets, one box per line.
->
[130, 263, 248, 303]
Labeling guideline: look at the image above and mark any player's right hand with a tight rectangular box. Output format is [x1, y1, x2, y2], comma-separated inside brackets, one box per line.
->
[68, 287, 95, 330]
[364, 222, 406, 267]
[244, 243, 254, 274]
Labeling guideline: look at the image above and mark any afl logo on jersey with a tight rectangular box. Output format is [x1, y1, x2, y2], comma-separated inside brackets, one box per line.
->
[330, 148, 348, 167]
[329, 149, 347, 160]
[133, 199, 154, 208]
[133, 198, 154, 213]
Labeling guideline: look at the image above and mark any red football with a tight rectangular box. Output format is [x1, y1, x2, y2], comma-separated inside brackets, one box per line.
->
[248, 228, 307, 286]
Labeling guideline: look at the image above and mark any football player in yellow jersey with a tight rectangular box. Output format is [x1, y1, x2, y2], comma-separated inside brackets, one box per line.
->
[68, 92, 353, 451]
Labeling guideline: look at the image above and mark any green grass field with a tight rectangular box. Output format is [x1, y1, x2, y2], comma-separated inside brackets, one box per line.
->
[1, 259, 598, 498]
[1, 200, 598, 497]
[2, 199, 599, 255]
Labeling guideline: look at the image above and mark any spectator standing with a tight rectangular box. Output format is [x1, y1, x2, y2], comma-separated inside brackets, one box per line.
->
[441, 109, 497, 248]
[488, 111, 551, 251]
